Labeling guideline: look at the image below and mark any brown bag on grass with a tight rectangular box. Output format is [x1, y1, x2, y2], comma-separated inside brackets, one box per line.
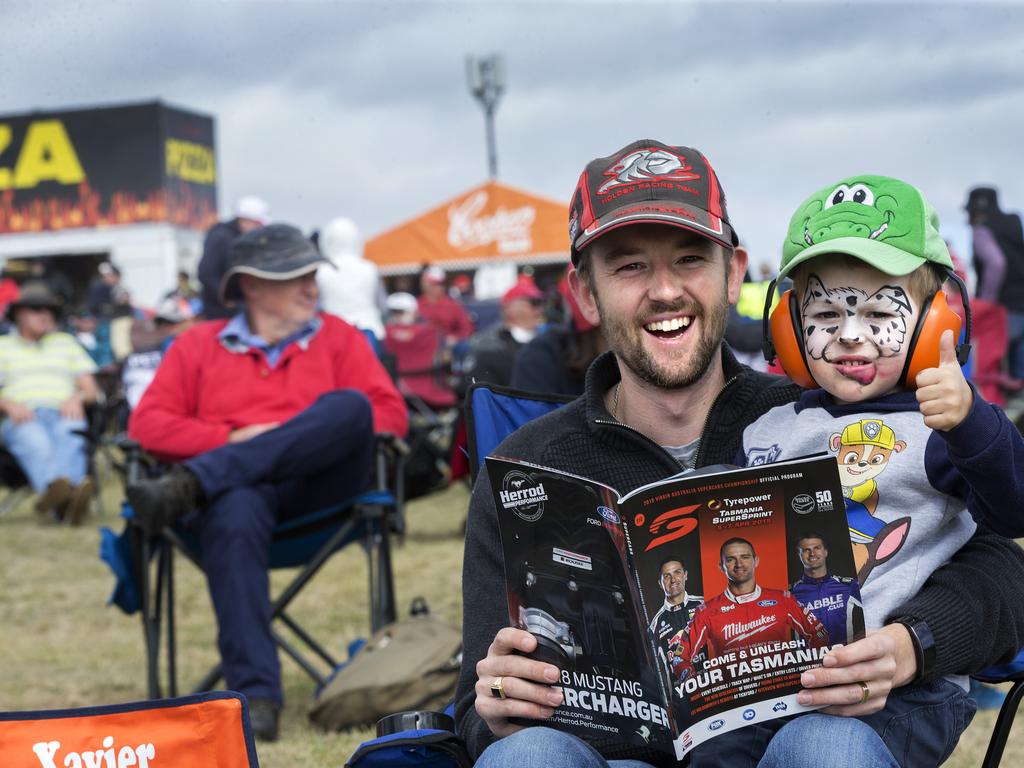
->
[309, 612, 462, 731]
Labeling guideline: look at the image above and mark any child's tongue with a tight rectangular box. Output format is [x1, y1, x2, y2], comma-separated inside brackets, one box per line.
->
[838, 363, 876, 385]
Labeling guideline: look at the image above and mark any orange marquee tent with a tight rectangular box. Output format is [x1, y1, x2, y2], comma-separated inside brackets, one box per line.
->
[364, 180, 569, 274]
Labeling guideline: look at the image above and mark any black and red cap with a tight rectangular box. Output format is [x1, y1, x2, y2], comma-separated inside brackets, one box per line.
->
[568, 139, 738, 265]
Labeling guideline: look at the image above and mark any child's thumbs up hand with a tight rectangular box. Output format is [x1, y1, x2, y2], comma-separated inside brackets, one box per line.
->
[915, 329, 973, 431]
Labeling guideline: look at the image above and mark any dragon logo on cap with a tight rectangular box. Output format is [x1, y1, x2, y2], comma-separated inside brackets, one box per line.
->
[597, 148, 700, 194]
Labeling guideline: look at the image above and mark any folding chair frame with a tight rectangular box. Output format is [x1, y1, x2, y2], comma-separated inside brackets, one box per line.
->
[974, 664, 1024, 768]
[123, 436, 406, 700]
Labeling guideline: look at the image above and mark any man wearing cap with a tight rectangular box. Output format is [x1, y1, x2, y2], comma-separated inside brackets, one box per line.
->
[965, 186, 1024, 382]
[126, 224, 407, 741]
[417, 265, 474, 345]
[199, 195, 271, 320]
[455, 141, 1024, 767]
[0, 281, 98, 524]
[464, 277, 545, 387]
[511, 270, 606, 398]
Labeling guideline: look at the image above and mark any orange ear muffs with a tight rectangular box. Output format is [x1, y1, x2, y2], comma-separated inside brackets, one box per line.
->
[760, 271, 973, 392]
[769, 290, 817, 388]
[899, 289, 966, 388]
[761, 281, 817, 388]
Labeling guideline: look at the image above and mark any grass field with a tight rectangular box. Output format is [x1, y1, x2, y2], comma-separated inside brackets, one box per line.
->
[0, 466, 1019, 766]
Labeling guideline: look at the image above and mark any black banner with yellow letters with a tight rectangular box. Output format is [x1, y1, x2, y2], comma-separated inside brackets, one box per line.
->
[0, 101, 217, 233]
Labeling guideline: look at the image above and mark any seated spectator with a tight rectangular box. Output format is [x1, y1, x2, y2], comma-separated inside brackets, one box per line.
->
[68, 309, 115, 368]
[384, 292, 457, 408]
[511, 270, 605, 397]
[385, 292, 419, 325]
[126, 224, 407, 742]
[0, 282, 98, 525]
[317, 217, 386, 338]
[464, 276, 544, 387]
[122, 298, 198, 410]
[418, 265, 474, 345]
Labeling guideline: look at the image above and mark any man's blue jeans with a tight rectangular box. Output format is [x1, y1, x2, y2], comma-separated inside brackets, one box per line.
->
[2, 407, 87, 492]
[689, 678, 975, 768]
[475, 679, 973, 768]
[475, 727, 656, 768]
[1006, 310, 1024, 381]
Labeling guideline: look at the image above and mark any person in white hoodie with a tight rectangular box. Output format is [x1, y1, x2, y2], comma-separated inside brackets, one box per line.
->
[316, 217, 386, 338]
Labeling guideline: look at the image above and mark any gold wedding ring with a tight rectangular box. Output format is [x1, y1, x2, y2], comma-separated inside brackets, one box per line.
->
[490, 676, 507, 700]
[858, 681, 870, 705]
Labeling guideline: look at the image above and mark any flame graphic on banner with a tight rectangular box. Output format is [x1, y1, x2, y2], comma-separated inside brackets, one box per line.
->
[0, 182, 217, 234]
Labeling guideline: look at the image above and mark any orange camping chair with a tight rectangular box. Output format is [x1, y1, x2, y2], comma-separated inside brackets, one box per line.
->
[0, 691, 259, 767]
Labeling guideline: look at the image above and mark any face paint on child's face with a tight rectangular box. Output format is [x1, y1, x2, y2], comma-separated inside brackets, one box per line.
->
[799, 261, 919, 403]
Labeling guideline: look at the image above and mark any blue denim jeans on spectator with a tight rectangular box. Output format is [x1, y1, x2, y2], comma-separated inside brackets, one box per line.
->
[474, 727, 656, 768]
[2, 406, 87, 492]
[688, 678, 975, 768]
[1006, 310, 1024, 381]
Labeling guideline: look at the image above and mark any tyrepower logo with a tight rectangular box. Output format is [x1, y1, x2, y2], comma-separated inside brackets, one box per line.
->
[499, 471, 548, 522]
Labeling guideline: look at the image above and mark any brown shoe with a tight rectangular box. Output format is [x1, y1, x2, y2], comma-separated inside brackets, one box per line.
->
[66, 477, 94, 526]
[35, 478, 73, 517]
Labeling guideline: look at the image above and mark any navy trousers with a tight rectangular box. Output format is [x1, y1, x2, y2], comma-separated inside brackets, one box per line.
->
[184, 389, 375, 704]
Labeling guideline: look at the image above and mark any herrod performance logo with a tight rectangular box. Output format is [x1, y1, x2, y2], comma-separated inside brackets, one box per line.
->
[499, 471, 548, 522]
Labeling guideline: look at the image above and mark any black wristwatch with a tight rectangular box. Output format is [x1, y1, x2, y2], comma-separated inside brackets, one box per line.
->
[889, 615, 936, 683]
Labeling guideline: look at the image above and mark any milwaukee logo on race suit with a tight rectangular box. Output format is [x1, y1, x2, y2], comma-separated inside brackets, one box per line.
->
[667, 585, 829, 682]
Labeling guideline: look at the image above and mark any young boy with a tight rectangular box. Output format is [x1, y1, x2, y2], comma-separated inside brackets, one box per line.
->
[738, 175, 1024, 766]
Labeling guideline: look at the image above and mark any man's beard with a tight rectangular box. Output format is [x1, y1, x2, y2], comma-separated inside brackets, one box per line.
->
[595, 289, 729, 390]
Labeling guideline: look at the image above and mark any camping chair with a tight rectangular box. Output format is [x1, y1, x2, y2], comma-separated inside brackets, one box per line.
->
[0, 691, 259, 768]
[974, 649, 1024, 768]
[104, 433, 407, 700]
[465, 382, 573, 482]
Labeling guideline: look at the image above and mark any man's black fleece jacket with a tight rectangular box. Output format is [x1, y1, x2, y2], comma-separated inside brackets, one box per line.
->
[455, 347, 1024, 763]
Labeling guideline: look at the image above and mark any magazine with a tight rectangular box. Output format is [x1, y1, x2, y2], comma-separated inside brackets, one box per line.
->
[485, 453, 864, 759]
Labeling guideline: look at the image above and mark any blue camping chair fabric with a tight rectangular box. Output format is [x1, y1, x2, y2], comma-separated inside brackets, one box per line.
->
[465, 383, 572, 482]
[101, 435, 405, 699]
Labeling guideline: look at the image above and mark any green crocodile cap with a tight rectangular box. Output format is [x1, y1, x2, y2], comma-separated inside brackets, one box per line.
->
[779, 174, 953, 280]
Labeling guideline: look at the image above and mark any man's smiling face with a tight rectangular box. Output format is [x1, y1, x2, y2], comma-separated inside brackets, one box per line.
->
[575, 223, 744, 390]
[799, 258, 919, 403]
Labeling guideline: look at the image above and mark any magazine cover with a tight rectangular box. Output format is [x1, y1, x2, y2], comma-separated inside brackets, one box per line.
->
[485, 454, 861, 759]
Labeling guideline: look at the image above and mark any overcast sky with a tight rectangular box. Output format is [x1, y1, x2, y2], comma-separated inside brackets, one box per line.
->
[3, 0, 1023, 273]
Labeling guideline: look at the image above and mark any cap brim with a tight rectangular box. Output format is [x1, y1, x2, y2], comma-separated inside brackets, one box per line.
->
[777, 237, 930, 281]
[573, 202, 737, 264]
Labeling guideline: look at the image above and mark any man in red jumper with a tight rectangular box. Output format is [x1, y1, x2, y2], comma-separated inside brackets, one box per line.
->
[669, 538, 829, 682]
[126, 224, 407, 741]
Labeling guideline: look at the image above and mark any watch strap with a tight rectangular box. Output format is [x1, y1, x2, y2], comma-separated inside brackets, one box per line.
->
[890, 616, 936, 683]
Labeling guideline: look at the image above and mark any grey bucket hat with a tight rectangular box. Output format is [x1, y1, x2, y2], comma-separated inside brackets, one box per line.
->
[219, 223, 331, 303]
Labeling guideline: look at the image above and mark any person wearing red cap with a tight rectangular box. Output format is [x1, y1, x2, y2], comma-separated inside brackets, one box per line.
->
[455, 140, 1024, 768]
[463, 276, 545, 388]
[511, 268, 606, 397]
[417, 265, 474, 345]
